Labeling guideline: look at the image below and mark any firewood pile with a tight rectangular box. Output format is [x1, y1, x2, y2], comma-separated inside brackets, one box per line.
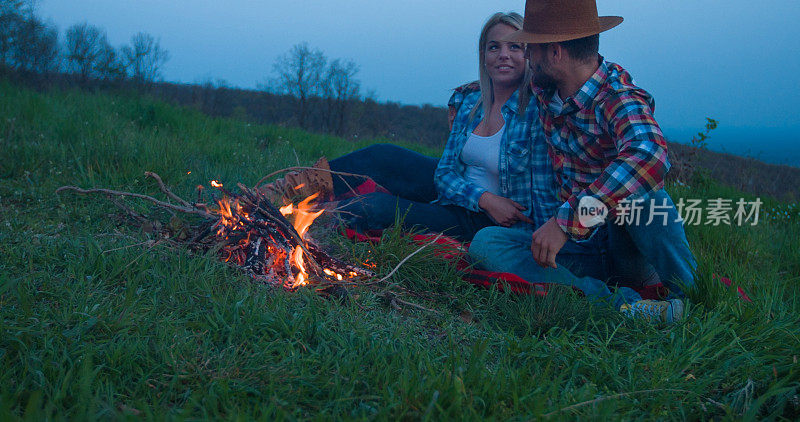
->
[56, 171, 374, 290]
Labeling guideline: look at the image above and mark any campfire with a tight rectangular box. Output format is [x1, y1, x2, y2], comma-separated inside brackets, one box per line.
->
[211, 182, 371, 288]
[57, 172, 374, 290]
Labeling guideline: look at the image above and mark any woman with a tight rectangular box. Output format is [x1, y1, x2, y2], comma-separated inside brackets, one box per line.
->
[262, 12, 548, 241]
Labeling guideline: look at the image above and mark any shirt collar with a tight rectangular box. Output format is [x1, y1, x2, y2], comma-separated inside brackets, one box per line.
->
[469, 88, 522, 127]
[570, 55, 608, 112]
[501, 88, 522, 116]
[532, 55, 609, 116]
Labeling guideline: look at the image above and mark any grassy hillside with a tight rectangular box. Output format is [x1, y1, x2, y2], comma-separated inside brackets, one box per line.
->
[8, 69, 800, 201]
[669, 142, 800, 202]
[1, 79, 798, 419]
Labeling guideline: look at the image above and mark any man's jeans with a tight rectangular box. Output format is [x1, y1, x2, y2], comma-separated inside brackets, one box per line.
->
[329, 143, 494, 241]
[469, 190, 697, 309]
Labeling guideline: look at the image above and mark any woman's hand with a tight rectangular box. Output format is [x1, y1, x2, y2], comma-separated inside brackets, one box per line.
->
[478, 192, 534, 227]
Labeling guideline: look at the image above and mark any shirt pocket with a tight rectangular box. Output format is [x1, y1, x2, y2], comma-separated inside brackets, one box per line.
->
[565, 121, 606, 166]
[506, 139, 531, 174]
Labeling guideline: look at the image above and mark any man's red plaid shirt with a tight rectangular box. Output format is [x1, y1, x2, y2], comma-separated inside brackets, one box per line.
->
[534, 57, 670, 239]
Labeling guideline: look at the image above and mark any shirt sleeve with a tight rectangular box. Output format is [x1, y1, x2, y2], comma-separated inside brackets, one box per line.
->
[447, 90, 463, 132]
[555, 90, 670, 239]
[447, 81, 480, 126]
[434, 89, 487, 212]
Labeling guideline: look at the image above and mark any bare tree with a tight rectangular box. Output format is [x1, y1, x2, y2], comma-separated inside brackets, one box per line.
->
[323, 58, 360, 135]
[65, 22, 105, 79]
[13, 15, 59, 73]
[0, 0, 26, 14]
[0, 0, 28, 68]
[121, 32, 169, 83]
[270, 42, 326, 128]
[0, 0, 59, 75]
[94, 38, 126, 80]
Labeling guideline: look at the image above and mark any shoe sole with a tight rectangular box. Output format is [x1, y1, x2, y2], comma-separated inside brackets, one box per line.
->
[669, 299, 685, 323]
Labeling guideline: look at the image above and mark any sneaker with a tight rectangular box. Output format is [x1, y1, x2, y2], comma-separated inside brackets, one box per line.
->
[620, 299, 684, 323]
[258, 157, 334, 205]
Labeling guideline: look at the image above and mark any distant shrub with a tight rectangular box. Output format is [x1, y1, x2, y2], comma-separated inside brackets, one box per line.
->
[668, 117, 718, 186]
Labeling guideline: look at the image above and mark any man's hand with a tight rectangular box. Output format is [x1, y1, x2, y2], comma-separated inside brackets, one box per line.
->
[478, 192, 534, 227]
[531, 217, 568, 268]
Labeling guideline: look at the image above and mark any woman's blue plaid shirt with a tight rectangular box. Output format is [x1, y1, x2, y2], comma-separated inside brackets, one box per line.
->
[434, 86, 559, 229]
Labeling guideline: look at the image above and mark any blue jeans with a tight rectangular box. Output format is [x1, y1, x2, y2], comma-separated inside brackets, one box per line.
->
[329, 144, 494, 241]
[468, 190, 696, 309]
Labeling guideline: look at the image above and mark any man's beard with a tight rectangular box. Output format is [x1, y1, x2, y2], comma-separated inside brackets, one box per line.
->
[531, 62, 558, 90]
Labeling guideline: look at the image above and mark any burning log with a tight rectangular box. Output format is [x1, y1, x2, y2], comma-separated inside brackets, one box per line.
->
[56, 172, 374, 290]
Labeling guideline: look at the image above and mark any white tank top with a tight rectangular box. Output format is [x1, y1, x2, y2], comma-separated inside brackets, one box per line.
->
[461, 124, 504, 195]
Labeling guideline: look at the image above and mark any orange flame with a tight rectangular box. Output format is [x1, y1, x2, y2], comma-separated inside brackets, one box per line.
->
[324, 269, 343, 281]
[279, 203, 293, 216]
[286, 192, 325, 287]
[214, 186, 348, 288]
[293, 193, 323, 239]
[216, 197, 246, 236]
[218, 198, 233, 218]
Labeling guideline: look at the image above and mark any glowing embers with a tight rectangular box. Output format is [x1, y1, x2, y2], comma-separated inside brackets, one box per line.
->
[210, 182, 366, 289]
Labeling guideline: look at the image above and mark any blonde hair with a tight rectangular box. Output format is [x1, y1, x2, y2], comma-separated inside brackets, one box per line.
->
[470, 12, 532, 122]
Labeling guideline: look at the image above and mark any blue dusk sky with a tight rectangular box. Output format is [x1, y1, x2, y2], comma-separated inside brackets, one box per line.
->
[35, 0, 800, 166]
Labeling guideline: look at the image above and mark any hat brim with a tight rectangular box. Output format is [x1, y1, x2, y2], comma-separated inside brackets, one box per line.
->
[503, 16, 623, 44]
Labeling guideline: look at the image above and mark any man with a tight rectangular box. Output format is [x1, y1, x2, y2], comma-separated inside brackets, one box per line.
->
[469, 0, 697, 323]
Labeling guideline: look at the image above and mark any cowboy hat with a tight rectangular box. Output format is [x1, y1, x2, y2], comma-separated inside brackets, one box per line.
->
[504, 0, 623, 44]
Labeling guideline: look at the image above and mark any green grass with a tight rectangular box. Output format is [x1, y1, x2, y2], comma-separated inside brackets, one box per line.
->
[1, 79, 799, 420]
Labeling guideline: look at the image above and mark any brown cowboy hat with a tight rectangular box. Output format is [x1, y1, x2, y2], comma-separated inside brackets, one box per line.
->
[504, 0, 623, 44]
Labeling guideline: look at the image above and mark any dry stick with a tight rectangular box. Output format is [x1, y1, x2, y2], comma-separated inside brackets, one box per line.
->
[368, 233, 443, 286]
[542, 388, 724, 418]
[236, 184, 324, 275]
[187, 219, 220, 244]
[319, 195, 370, 216]
[374, 234, 445, 315]
[387, 292, 441, 315]
[307, 231, 441, 289]
[122, 239, 164, 271]
[292, 148, 301, 167]
[56, 186, 214, 220]
[318, 207, 360, 218]
[144, 171, 192, 208]
[101, 240, 155, 254]
[255, 166, 371, 191]
[236, 184, 308, 248]
[110, 198, 146, 223]
[305, 242, 375, 278]
[93, 232, 140, 242]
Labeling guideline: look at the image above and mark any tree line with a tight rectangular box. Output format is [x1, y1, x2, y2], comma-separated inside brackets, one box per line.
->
[1, 1, 450, 146]
[1, 0, 169, 83]
[156, 75, 449, 147]
[266, 42, 361, 136]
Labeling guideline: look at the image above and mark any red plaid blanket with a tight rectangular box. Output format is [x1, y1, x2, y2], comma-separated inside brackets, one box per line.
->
[344, 229, 751, 302]
[338, 182, 751, 302]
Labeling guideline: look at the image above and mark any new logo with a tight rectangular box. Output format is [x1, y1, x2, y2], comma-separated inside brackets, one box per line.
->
[577, 196, 608, 228]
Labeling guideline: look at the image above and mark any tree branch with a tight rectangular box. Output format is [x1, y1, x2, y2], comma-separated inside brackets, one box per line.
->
[56, 186, 214, 219]
[144, 171, 192, 208]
